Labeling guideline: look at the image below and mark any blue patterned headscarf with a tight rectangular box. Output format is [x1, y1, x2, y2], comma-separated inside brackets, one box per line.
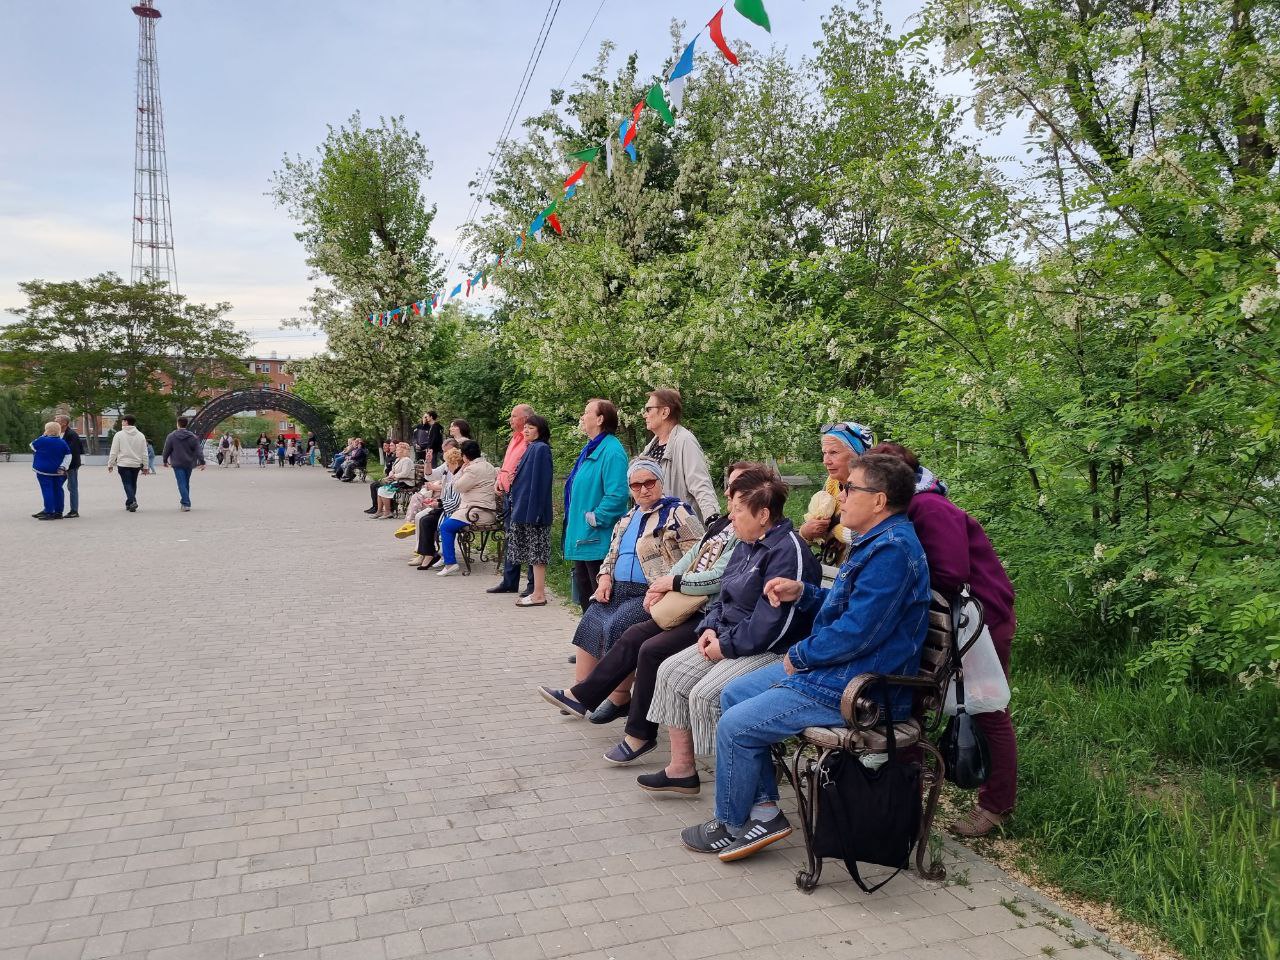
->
[821, 421, 876, 455]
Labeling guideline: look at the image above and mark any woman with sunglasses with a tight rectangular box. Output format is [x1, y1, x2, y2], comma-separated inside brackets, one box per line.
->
[540, 457, 704, 708]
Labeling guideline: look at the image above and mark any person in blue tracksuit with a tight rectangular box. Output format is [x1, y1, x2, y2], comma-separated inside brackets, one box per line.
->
[30, 422, 72, 520]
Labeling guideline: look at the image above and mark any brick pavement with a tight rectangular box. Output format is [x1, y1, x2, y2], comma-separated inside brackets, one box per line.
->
[0, 464, 1134, 960]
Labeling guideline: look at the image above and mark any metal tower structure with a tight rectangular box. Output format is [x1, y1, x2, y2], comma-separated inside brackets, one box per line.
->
[131, 0, 177, 292]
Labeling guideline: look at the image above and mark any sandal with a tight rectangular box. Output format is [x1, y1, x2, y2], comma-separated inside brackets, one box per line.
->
[948, 805, 1007, 838]
[515, 596, 547, 607]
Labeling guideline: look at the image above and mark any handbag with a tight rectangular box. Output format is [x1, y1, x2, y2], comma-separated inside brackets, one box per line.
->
[939, 587, 992, 789]
[942, 588, 1010, 716]
[649, 590, 707, 630]
[812, 681, 922, 894]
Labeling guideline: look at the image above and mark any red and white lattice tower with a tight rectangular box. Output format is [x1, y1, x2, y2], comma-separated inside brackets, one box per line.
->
[130, 0, 178, 292]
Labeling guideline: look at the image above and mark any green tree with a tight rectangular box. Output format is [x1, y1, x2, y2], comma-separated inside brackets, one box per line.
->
[0, 388, 46, 448]
[271, 113, 453, 439]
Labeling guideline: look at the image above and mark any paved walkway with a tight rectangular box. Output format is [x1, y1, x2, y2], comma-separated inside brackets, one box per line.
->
[0, 464, 1131, 960]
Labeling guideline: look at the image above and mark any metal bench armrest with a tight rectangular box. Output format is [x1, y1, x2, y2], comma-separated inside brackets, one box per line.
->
[840, 672, 940, 730]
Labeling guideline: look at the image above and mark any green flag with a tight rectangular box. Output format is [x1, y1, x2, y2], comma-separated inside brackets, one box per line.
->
[538, 199, 558, 218]
[734, 0, 771, 32]
[645, 83, 676, 127]
[567, 146, 601, 164]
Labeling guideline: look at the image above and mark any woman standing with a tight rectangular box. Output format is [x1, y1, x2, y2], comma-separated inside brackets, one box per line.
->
[639, 388, 719, 522]
[506, 414, 554, 607]
[30, 422, 71, 520]
[562, 400, 631, 611]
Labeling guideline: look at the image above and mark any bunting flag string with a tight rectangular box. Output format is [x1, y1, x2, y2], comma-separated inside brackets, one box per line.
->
[368, 0, 771, 328]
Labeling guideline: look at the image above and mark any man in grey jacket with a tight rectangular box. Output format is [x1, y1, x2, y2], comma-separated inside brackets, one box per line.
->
[161, 416, 206, 512]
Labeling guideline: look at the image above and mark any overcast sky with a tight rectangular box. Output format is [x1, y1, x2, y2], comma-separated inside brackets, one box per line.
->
[1, 0, 948, 359]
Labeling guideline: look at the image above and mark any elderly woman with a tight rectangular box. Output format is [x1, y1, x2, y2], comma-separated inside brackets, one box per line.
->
[437, 439, 498, 576]
[562, 399, 631, 612]
[866, 442, 1014, 837]
[799, 421, 875, 565]
[637, 470, 821, 795]
[537, 462, 762, 752]
[539, 458, 704, 713]
[410, 444, 464, 570]
[507, 414, 554, 607]
[639, 388, 720, 523]
[373, 442, 415, 518]
[30, 422, 72, 520]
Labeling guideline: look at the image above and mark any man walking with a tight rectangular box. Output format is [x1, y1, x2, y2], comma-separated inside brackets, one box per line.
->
[488, 404, 535, 596]
[162, 416, 207, 512]
[54, 415, 83, 518]
[107, 414, 150, 512]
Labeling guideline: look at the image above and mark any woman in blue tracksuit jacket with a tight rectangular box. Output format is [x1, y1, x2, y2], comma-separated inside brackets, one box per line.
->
[30, 424, 72, 519]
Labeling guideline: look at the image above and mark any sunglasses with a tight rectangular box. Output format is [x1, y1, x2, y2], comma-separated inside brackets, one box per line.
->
[628, 478, 659, 492]
[838, 481, 882, 496]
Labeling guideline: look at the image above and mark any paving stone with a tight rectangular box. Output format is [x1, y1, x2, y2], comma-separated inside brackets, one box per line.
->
[0, 468, 1135, 960]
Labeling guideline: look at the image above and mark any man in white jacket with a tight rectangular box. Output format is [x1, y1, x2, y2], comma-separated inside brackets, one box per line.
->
[107, 414, 151, 512]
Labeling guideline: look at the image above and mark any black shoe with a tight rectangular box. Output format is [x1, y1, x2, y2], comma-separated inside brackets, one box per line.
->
[536, 687, 588, 719]
[486, 584, 518, 594]
[32, 512, 50, 519]
[363, 507, 378, 514]
[717, 811, 793, 862]
[417, 555, 440, 571]
[520, 586, 535, 598]
[65, 511, 79, 518]
[637, 770, 701, 796]
[567, 654, 577, 664]
[48, 513, 64, 519]
[680, 818, 736, 855]
[588, 699, 630, 724]
[126, 502, 137, 512]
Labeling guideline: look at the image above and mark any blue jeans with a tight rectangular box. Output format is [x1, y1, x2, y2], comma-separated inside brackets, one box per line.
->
[66, 468, 78, 513]
[173, 467, 192, 507]
[714, 661, 843, 829]
[37, 474, 65, 515]
[118, 467, 140, 505]
[439, 516, 469, 565]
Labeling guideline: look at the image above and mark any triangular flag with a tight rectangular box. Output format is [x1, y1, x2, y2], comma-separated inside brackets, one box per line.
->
[449, 283, 462, 298]
[465, 278, 472, 297]
[619, 118, 633, 147]
[546, 213, 563, 235]
[668, 36, 697, 111]
[604, 138, 615, 177]
[632, 101, 644, 123]
[567, 146, 601, 164]
[624, 142, 637, 162]
[645, 83, 676, 126]
[565, 183, 578, 200]
[516, 234, 524, 249]
[734, 0, 770, 32]
[564, 163, 587, 189]
[708, 9, 739, 65]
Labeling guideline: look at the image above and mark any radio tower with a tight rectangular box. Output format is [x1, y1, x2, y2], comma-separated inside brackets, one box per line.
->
[131, 0, 177, 292]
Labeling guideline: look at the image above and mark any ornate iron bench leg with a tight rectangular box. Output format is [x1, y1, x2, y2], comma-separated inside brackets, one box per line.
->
[790, 742, 828, 893]
[458, 530, 474, 575]
[915, 741, 947, 881]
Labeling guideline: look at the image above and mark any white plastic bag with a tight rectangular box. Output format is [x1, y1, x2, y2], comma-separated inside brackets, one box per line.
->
[943, 597, 1011, 716]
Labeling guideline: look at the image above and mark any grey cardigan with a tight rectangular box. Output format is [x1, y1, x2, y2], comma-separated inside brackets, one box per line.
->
[641, 424, 719, 521]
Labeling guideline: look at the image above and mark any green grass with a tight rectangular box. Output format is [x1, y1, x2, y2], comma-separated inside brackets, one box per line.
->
[1003, 587, 1280, 960]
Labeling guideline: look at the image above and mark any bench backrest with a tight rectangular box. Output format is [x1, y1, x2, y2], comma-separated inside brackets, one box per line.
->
[916, 591, 953, 719]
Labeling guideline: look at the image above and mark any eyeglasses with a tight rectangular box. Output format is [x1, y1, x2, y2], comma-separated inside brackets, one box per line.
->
[628, 478, 659, 492]
[642, 405, 666, 414]
[838, 481, 882, 496]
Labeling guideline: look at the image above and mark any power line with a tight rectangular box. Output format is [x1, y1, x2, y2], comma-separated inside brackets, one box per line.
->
[558, 0, 610, 88]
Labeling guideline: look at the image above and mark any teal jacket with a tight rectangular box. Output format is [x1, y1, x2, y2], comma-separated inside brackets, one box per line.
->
[562, 433, 631, 562]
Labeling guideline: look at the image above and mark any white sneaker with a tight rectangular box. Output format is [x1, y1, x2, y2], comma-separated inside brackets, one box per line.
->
[436, 564, 460, 577]
[407, 554, 422, 565]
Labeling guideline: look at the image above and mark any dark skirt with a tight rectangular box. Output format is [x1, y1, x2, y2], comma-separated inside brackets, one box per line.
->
[507, 522, 551, 565]
[571, 581, 650, 659]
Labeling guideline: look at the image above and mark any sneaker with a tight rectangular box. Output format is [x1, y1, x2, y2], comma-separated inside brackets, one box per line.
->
[407, 554, 423, 565]
[125, 502, 137, 512]
[681, 818, 736, 855]
[536, 687, 588, 719]
[717, 811, 792, 863]
[65, 511, 80, 518]
[603, 739, 656, 765]
[436, 564, 460, 577]
[637, 770, 701, 796]
[32, 512, 50, 519]
[181, 505, 191, 512]
[948, 806, 1006, 838]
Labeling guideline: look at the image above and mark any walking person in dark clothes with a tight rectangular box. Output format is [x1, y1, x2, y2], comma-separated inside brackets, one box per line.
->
[161, 416, 207, 512]
[53, 415, 83, 518]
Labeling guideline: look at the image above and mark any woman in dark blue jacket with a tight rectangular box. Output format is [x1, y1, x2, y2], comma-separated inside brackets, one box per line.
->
[30, 422, 72, 520]
[506, 414, 554, 607]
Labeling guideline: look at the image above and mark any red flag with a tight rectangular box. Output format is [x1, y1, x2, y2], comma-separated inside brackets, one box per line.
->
[546, 213, 564, 235]
[632, 100, 644, 123]
[465, 278, 471, 297]
[564, 163, 587, 189]
[709, 8, 739, 65]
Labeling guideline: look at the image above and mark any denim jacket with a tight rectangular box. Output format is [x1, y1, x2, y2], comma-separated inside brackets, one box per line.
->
[782, 513, 931, 718]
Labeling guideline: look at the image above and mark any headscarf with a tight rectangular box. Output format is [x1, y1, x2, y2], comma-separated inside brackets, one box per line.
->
[627, 456, 664, 482]
[822, 421, 876, 455]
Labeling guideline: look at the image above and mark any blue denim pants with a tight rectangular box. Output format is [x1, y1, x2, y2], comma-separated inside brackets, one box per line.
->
[173, 467, 192, 507]
[714, 660, 843, 830]
[66, 468, 78, 513]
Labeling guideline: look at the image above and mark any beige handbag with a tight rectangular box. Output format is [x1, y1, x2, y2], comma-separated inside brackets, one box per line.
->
[650, 590, 708, 630]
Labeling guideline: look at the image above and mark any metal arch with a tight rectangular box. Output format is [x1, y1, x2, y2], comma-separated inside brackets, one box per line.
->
[189, 390, 335, 455]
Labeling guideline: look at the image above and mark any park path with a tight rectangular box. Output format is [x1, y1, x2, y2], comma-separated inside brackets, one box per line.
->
[0, 463, 1131, 960]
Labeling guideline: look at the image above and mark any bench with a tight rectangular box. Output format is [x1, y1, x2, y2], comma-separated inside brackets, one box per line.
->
[0, 444, 9, 462]
[774, 589, 954, 892]
[392, 463, 427, 518]
[457, 495, 505, 575]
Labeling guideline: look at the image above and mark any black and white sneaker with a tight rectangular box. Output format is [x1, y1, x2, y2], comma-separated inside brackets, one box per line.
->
[680, 818, 736, 855]
[717, 811, 792, 862]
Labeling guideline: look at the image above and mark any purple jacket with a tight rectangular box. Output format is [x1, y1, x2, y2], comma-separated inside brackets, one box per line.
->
[907, 490, 1015, 633]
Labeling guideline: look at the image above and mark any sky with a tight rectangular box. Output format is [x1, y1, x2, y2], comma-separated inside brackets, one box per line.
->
[0, 0, 946, 359]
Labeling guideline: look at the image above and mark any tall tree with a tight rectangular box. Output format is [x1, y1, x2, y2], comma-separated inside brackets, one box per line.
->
[271, 113, 451, 439]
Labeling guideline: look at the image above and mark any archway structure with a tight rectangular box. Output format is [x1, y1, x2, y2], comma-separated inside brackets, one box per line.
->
[189, 389, 335, 456]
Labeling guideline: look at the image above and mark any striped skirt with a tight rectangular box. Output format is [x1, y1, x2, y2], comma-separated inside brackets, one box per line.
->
[571, 581, 650, 659]
[646, 645, 782, 757]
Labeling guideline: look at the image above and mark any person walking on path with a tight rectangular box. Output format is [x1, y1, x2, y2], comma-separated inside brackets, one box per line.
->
[30, 422, 71, 520]
[161, 416, 207, 512]
[231, 435, 242, 467]
[488, 404, 536, 596]
[146, 440, 156, 473]
[107, 415, 150, 512]
[53, 415, 83, 518]
[276, 438, 287, 467]
[219, 434, 232, 467]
